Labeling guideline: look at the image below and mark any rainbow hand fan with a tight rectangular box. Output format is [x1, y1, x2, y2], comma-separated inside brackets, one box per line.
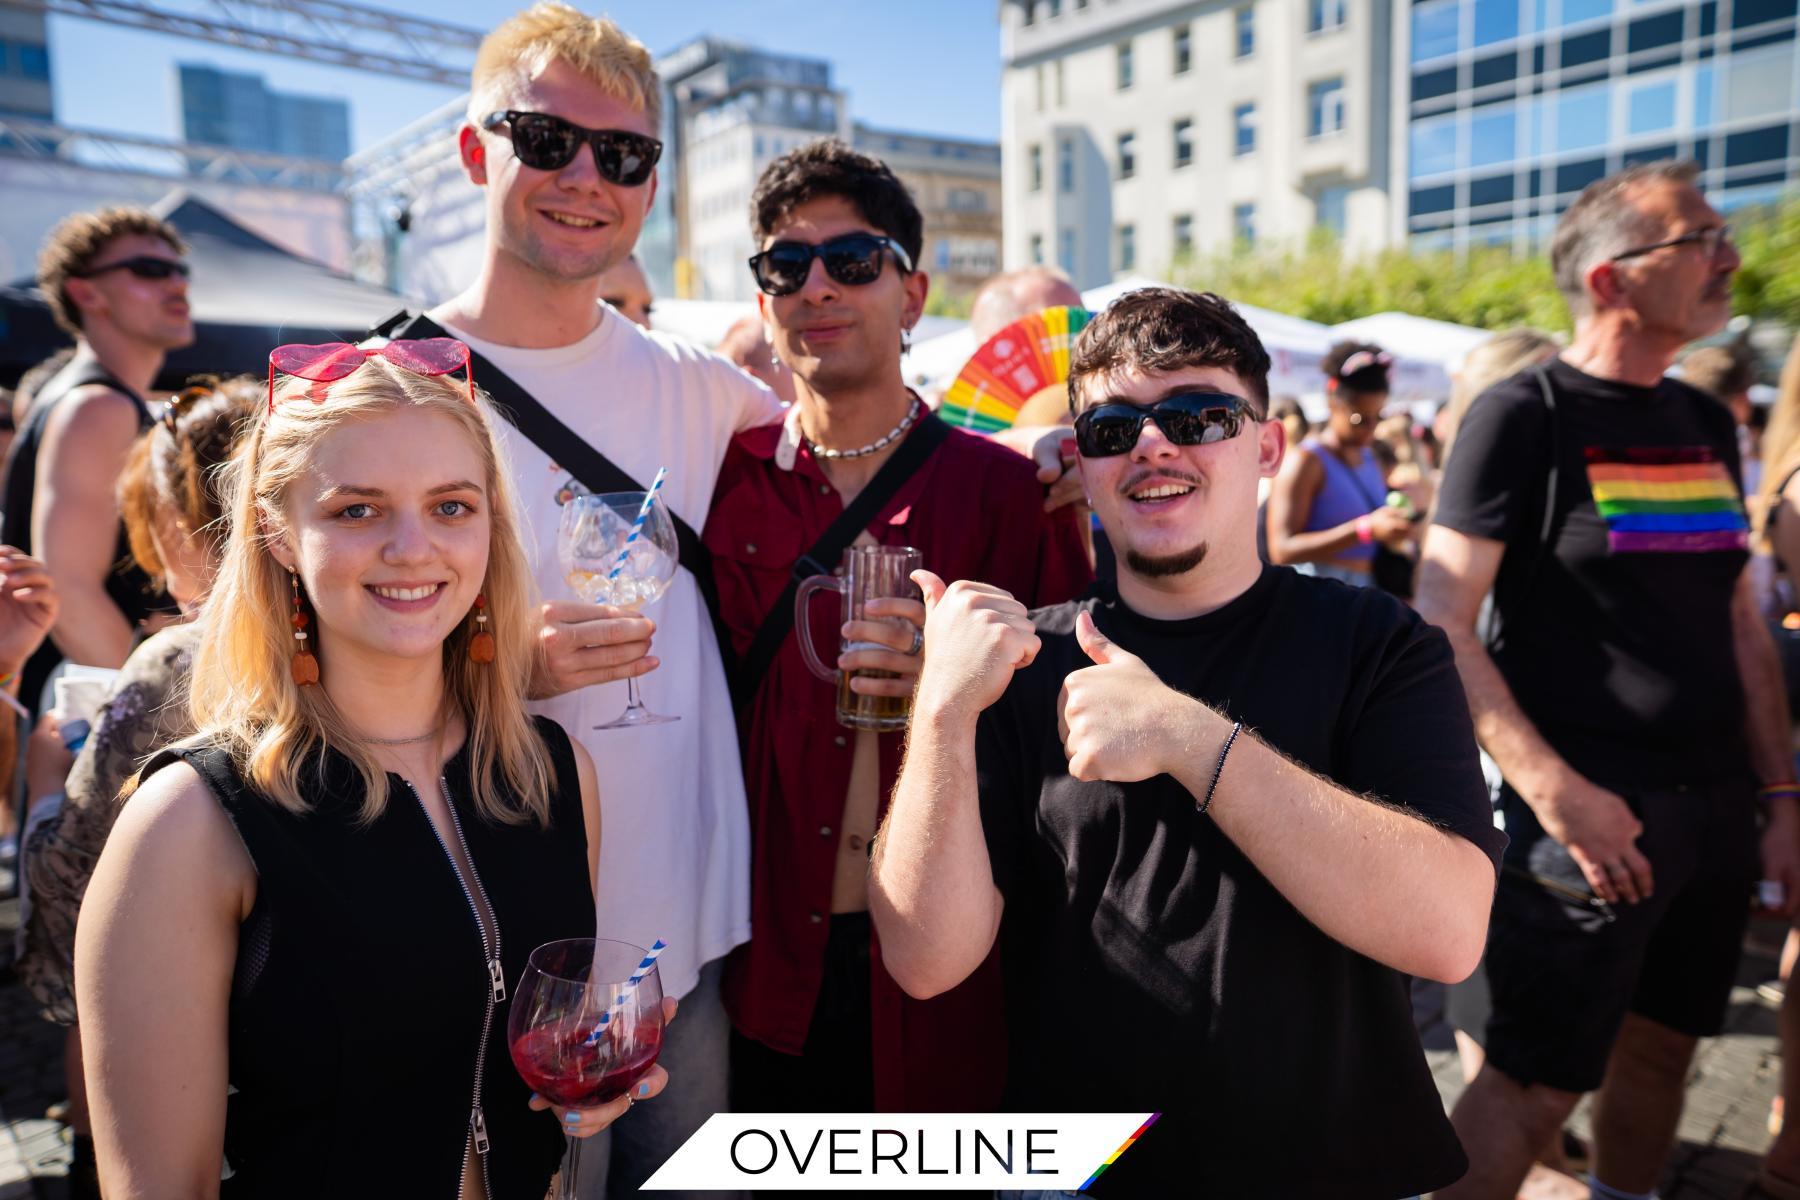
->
[940, 306, 1091, 434]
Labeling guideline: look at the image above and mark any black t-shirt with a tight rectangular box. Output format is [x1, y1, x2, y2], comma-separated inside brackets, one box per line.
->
[1432, 359, 1750, 789]
[975, 568, 1504, 1199]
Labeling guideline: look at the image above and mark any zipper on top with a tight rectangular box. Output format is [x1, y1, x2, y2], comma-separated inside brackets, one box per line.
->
[406, 776, 504, 1199]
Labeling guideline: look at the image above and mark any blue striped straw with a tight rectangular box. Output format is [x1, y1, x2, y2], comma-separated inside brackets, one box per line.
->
[585, 938, 669, 1045]
[608, 467, 669, 580]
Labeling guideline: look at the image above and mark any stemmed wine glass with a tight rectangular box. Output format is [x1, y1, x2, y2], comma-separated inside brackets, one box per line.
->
[557, 492, 680, 729]
[509, 939, 667, 1200]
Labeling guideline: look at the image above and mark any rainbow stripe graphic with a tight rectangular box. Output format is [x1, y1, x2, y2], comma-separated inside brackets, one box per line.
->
[1077, 1112, 1162, 1192]
[940, 306, 1091, 434]
[1584, 446, 1747, 555]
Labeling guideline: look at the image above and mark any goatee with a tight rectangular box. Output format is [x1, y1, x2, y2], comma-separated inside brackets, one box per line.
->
[1125, 541, 1208, 578]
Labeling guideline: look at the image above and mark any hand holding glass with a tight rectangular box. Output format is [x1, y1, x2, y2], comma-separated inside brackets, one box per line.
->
[509, 939, 666, 1200]
[558, 493, 679, 728]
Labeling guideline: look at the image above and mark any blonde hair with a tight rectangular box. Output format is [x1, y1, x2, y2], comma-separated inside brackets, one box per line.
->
[188, 360, 551, 827]
[1757, 332, 1800, 552]
[1441, 328, 1562, 457]
[469, 4, 661, 130]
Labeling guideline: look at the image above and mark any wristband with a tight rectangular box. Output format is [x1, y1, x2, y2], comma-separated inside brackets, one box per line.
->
[1354, 515, 1374, 544]
[1759, 783, 1800, 801]
[0, 671, 17, 692]
[1197, 721, 1242, 817]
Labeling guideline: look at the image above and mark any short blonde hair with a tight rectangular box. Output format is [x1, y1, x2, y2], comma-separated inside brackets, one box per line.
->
[1441, 328, 1562, 456]
[188, 360, 551, 827]
[469, 3, 661, 131]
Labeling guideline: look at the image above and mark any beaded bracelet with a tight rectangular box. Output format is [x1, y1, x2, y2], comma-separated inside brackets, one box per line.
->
[1197, 721, 1243, 817]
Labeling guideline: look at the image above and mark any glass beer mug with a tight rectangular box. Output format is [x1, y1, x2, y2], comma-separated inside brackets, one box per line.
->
[794, 545, 923, 732]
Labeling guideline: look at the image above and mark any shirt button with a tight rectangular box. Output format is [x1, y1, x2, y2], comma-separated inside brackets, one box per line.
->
[819, 484, 832, 495]
[820, 825, 832, 837]
[745, 543, 757, 554]
[809, 911, 823, 924]
[833, 735, 847, 747]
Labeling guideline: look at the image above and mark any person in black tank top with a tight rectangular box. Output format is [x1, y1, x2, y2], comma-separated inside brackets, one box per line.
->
[74, 351, 668, 1197]
[5, 209, 195, 711]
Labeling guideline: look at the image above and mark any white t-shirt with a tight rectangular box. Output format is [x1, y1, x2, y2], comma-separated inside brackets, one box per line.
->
[442, 308, 783, 1001]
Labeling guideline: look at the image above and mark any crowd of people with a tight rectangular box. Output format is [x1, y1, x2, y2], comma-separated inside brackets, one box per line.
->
[0, 5, 1792, 1199]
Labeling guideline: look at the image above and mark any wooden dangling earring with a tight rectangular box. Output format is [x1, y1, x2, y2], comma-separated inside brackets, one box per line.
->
[468, 592, 496, 664]
[290, 571, 320, 686]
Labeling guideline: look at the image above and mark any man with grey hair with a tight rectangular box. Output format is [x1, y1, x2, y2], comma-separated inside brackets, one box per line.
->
[968, 264, 1083, 344]
[1420, 161, 1800, 1199]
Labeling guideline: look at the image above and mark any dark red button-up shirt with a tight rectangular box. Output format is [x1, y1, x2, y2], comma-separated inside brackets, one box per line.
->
[704, 414, 1092, 1111]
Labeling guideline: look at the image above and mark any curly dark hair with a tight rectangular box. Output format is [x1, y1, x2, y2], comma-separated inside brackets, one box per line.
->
[119, 375, 257, 587]
[1068, 288, 1271, 416]
[37, 207, 185, 336]
[750, 139, 923, 267]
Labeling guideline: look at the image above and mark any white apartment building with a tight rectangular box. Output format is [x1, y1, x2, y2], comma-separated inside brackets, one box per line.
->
[1001, 0, 1395, 287]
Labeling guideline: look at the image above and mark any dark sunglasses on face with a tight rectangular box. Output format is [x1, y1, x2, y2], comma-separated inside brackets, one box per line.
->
[747, 233, 915, 297]
[480, 111, 662, 185]
[1073, 392, 1251, 458]
[75, 256, 190, 282]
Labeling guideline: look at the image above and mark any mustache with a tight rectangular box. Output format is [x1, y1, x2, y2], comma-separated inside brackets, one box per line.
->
[1118, 468, 1202, 495]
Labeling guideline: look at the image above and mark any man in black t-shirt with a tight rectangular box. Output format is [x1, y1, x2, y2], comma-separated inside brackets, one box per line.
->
[869, 288, 1505, 1198]
[1420, 161, 1800, 1200]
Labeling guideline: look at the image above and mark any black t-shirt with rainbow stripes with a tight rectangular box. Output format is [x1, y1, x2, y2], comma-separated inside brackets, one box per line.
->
[1434, 356, 1750, 790]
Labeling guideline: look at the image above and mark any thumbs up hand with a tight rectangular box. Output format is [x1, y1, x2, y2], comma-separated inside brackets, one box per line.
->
[1057, 611, 1189, 783]
[911, 570, 1042, 724]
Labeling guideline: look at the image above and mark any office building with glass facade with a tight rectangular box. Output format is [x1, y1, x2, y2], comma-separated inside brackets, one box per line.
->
[1400, 0, 1800, 252]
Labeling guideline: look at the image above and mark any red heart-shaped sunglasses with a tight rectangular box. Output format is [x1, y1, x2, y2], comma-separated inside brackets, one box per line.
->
[266, 339, 474, 412]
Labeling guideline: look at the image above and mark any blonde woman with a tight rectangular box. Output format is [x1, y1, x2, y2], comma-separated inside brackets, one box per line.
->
[1438, 328, 1562, 462]
[74, 346, 667, 1199]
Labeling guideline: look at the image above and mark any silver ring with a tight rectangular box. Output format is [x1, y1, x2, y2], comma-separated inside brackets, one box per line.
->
[907, 626, 924, 656]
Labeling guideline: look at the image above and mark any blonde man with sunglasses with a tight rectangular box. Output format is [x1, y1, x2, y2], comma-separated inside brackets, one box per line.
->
[2, 207, 194, 712]
[430, 8, 782, 1196]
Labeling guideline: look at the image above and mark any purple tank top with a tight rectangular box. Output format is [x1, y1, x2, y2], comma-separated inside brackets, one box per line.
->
[1299, 437, 1388, 562]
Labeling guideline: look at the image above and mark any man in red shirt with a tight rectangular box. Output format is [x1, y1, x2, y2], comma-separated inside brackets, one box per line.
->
[704, 140, 1091, 1111]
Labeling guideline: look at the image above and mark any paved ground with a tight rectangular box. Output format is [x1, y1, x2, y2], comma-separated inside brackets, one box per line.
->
[0, 895, 1790, 1199]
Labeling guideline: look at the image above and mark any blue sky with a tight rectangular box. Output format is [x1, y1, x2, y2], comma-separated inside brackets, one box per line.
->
[47, 0, 1003, 154]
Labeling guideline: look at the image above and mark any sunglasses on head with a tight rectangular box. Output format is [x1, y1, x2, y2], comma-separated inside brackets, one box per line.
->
[75, 256, 190, 282]
[480, 111, 661, 185]
[747, 232, 915, 297]
[267, 338, 474, 412]
[1072, 392, 1251, 458]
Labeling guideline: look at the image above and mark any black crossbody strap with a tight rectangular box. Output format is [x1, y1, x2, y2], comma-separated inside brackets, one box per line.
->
[1486, 363, 1561, 654]
[373, 310, 731, 664]
[731, 411, 952, 710]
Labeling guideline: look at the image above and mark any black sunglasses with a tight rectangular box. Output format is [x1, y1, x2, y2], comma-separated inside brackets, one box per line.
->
[75, 256, 190, 282]
[1073, 392, 1251, 458]
[747, 233, 915, 297]
[480, 111, 662, 185]
[1609, 223, 1732, 263]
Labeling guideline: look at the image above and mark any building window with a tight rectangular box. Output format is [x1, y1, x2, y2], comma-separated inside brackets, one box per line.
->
[13, 41, 49, 81]
[1308, 0, 1347, 34]
[1174, 24, 1192, 74]
[1117, 130, 1136, 179]
[1317, 185, 1349, 237]
[1117, 223, 1137, 272]
[1234, 202, 1257, 246]
[1234, 103, 1256, 156]
[1030, 233, 1045, 264]
[1117, 41, 1134, 90]
[1022, 0, 1035, 26]
[1030, 143, 1044, 191]
[1058, 138, 1075, 192]
[1173, 118, 1194, 168]
[1173, 213, 1195, 258]
[1235, 6, 1255, 57]
[1308, 78, 1346, 138]
[1058, 229, 1076, 273]
[1473, 0, 1519, 46]
[1411, 0, 1459, 62]
[1055, 59, 1066, 106]
[1048, 0, 1061, 15]
[1035, 65, 1045, 112]
[948, 187, 988, 212]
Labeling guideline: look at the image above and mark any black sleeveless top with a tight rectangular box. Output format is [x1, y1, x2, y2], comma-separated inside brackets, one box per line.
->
[141, 716, 595, 1199]
[0, 357, 172, 711]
